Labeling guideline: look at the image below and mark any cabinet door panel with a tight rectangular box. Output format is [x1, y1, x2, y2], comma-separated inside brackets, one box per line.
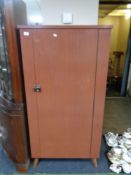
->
[32, 29, 98, 158]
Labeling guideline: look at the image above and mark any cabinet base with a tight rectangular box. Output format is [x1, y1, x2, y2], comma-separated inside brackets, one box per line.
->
[15, 160, 30, 173]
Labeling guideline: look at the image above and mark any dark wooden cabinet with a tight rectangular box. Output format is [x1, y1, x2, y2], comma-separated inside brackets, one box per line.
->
[18, 26, 111, 165]
[0, 0, 29, 172]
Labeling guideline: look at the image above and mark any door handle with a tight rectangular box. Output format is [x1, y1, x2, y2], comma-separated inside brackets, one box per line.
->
[34, 85, 41, 92]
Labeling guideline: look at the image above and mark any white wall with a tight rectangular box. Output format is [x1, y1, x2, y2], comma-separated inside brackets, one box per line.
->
[23, 0, 99, 25]
[14, 0, 27, 25]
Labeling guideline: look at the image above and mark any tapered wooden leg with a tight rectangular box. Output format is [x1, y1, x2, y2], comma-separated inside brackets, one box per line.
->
[33, 158, 39, 168]
[92, 158, 97, 168]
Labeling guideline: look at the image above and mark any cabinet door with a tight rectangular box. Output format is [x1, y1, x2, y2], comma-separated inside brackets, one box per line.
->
[20, 28, 98, 158]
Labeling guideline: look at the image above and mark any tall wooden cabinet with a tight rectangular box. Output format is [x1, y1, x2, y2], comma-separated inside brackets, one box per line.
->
[18, 26, 111, 165]
[0, 0, 29, 172]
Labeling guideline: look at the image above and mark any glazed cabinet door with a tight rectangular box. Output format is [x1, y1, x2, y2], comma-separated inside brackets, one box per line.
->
[20, 28, 98, 158]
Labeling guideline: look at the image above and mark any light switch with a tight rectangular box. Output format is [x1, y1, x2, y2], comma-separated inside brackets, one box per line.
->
[23, 32, 29, 36]
[62, 13, 73, 24]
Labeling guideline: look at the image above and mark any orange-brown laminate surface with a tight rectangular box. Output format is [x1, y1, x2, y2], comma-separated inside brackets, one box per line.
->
[19, 26, 111, 159]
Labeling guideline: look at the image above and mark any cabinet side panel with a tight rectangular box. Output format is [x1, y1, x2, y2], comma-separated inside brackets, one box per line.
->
[19, 29, 40, 157]
[91, 29, 111, 158]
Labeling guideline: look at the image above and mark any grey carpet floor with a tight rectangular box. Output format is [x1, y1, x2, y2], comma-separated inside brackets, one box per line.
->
[0, 173, 124, 175]
[104, 97, 131, 133]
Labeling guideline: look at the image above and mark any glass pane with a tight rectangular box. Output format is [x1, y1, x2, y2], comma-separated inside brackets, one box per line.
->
[0, 6, 12, 98]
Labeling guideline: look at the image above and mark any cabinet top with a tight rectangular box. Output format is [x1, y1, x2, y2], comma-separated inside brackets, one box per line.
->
[17, 25, 112, 30]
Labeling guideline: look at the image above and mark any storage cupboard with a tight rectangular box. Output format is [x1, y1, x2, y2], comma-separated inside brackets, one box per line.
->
[18, 26, 111, 166]
[0, 0, 29, 172]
